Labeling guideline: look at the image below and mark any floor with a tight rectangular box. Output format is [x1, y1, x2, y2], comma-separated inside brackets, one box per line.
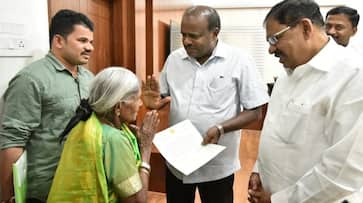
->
[147, 129, 261, 203]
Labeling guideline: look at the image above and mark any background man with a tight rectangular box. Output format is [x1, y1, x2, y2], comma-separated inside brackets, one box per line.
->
[325, 6, 360, 47]
[0, 9, 94, 203]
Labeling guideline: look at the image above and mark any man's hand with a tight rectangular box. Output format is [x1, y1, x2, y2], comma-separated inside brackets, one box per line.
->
[248, 172, 271, 203]
[249, 172, 262, 191]
[142, 75, 170, 110]
[248, 189, 272, 203]
[202, 126, 221, 145]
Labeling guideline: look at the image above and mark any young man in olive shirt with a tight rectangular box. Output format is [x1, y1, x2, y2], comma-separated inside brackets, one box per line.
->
[0, 9, 94, 203]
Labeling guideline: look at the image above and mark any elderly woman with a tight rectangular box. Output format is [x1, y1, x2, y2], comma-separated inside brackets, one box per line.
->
[47, 67, 159, 203]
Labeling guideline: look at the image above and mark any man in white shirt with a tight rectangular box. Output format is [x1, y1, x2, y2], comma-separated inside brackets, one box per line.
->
[248, 0, 363, 202]
[143, 5, 269, 203]
[325, 6, 363, 58]
[325, 6, 359, 47]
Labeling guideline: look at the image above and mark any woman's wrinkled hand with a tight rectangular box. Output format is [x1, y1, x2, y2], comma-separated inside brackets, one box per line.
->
[137, 110, 160, 150]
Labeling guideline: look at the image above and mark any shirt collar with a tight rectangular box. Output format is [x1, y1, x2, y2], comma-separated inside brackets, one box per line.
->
[287, 38, 343, 78]
[46, 52, 67, 71]
[181, 39, 228, 61]
[285, 38, 342, 79]
[46, 52, 84, 74]
[213, 40, 228, 59]
[306, 38, 344, 73]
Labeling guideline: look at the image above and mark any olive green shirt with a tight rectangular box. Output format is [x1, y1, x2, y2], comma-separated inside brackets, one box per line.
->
[0, 53, 94, 201]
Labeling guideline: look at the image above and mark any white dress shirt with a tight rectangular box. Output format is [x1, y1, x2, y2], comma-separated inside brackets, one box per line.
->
[257, 40, 363, 203]
[160, 41, 269, 183]
[347, 35, 363, 57]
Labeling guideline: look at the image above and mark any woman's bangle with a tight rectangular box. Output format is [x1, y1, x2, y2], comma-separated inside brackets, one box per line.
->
[140, 167, 150, 176]
[215, 124, 224, 137]
[139, 161, 151, 175]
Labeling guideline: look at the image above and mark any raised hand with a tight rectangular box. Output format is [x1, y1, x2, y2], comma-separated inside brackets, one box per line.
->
[248, 172, 271, 203]
[142, 75, 170, 110]
[137, 110, 160, 151]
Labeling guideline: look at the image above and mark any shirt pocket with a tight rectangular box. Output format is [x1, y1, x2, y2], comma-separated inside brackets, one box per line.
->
[43, 96, 79, 116]
[277, 100, 311, 144]
[205, 77, 236, 108]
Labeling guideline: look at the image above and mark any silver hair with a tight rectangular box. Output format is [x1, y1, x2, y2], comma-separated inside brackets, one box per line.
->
[88, 67, 140, 113]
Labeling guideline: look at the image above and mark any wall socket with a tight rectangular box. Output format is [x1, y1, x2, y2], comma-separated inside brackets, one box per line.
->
[0, 38, 26, 49]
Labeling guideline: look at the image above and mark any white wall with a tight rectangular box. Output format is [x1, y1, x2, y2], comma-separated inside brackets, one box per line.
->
[0, 0, 49, 121]
[217, 8, 280, 83]
[0, 0, 48, 198]
[0, 0, 49, 98]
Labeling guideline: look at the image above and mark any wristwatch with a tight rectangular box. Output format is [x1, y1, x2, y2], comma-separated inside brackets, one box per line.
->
[215, 124, 224, 137]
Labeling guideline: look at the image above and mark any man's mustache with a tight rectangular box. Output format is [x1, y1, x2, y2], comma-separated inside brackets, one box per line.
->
[81, 51, 91, 55]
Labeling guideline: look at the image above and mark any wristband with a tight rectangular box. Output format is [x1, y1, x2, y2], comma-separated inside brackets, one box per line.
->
[139, 161, 151, 174]
[140, 167, 150, 176]
[215, 124, 224, 137]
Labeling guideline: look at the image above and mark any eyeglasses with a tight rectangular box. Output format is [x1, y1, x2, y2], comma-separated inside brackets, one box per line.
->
[267, 26, 291, 45]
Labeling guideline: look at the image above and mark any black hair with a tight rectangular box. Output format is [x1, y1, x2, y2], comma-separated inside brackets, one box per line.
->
[49, 9, 94, 45]
[59, 99, 93, 143]
[326, 6, 360, 28]
[264, 0, 324, 27]
[184, 5, 221, 31]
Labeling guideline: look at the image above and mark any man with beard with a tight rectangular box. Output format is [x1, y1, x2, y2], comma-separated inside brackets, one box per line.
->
[248, 0, 363, 202]
[0, 9, 94, 203]
[142, 5, 269, 203]
[325, 6, 360, 47]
